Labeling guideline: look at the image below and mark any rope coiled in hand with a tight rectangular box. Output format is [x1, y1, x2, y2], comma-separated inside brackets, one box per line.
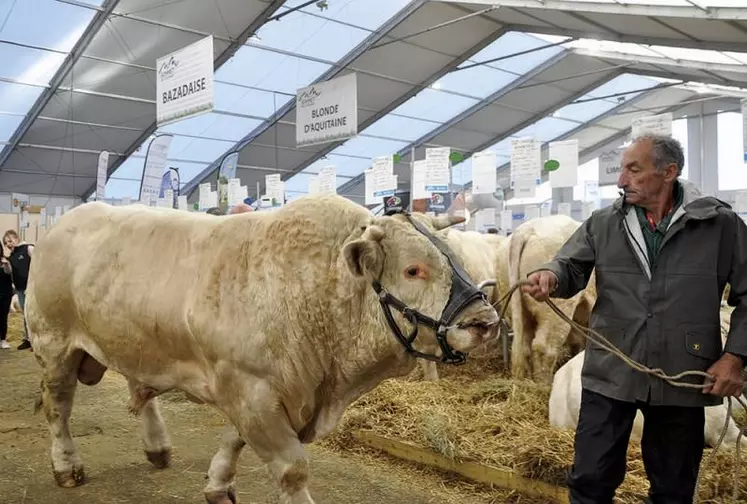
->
[491, 279, 747, 503]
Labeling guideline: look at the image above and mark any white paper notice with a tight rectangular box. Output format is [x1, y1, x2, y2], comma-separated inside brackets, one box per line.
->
[540, 199, 552, 217]
[364, 169, 377, 205]
[372, 156, 396, 197]
[584, 180, 600, 204]
[164, 189, 174, 208]
[472, 150, 497, 195]
[178, 195, 188, 210]
[736, 191, 747, 216]
[525, 204, 540, 221]
[265, 174, 285, 207]
[411, 160, 429, 201]
[598, 149, 623, 185]
[474, 209, 496, 232]
[632, 112, 672, 138]
[511, 138, 541, 185]
[500, 209, 513, 236]
[317, 166, 337, 194]
[228, 178, 242, 206]
[122, 197, 131, 206]
[209, 191, 218, 208]
[425, 147, 451, 192]
[557, 202, 572, 217]
[548, 139, 578, 188]
[513, 178, 537, 198]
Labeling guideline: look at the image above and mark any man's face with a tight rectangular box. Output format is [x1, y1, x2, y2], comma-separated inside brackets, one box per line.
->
[3, 236, 17, 252]
[617, 139, 677, 207]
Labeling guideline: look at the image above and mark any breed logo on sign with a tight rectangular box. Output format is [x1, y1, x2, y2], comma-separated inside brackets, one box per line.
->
[298, 87, 321, 107]
[158, 56, 179, 81]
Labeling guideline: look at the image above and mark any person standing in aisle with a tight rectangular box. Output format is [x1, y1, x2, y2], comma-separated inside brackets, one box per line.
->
[0, 253, 12, 349]
[3, 230, 33, 351]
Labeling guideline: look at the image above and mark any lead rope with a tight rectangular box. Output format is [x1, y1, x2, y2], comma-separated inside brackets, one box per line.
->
[491, 280, 747, 503]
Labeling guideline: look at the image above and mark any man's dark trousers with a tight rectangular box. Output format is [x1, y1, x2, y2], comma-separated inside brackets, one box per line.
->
[567, 388, 705, 504]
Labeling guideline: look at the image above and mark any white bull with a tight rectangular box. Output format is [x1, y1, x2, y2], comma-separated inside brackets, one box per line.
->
[495, 215, 597, 384]
[549, 349, 747, 450]
[419, 229, 508, 381]
[26, 195, 499, 504]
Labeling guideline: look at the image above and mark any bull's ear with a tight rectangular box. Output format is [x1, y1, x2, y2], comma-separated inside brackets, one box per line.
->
[430, 214, 465, 230]
[343, 225, 384, 278]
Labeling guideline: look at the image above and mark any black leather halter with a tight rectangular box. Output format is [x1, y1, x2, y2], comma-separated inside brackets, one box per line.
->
[372, 212, 489, 365]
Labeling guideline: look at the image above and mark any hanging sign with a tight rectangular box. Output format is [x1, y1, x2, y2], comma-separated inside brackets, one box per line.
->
[140, 134, 173, 206]
[296, 73, 358, 147]
[96, 150, 109, 201]
[472, 150, 497, 195]
[372, 155, 396, 198]
[548, 139, 578, 188]
[317, 166, 337, 194]
[632, 112, 672, 138]
[156, 35, 215, 126]
[425, 147, 451, 192]
[598, 148, 623, 185]
[411, 159, 429, 201]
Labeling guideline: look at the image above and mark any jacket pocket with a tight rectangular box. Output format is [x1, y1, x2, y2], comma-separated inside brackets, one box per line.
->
[683, 323, 722, 361]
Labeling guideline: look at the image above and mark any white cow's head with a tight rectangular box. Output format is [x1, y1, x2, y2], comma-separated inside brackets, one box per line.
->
[342, 212, 500, 363]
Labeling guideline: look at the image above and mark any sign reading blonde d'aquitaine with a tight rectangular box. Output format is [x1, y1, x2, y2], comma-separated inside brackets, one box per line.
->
[296, 73, 358, 147]
[156, 35, 214, 127]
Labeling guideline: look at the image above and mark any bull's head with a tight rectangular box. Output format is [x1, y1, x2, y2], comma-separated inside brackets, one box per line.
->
[342, 212, 500, 364]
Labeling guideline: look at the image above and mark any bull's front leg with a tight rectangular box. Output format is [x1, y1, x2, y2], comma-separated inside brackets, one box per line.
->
[204, 426, 245, 504]
[208, 379, 315, 504]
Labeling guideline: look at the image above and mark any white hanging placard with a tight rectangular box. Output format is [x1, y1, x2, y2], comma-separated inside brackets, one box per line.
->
[472, 150, 497, 195]
[364, 169, 377, 206]
[372, 156, 396, 198]
[178, 195, 188, 210]
[510, 138, 541, 186]
[500, 209, 513, 236]
[548, 139, 578, 188]
[296, 73, 358, 147]
[425, 147, 451, 192]
[156, 35, 214, 126]
[525, 204, 540, 221]
[632, 112, 672, 138]
[512, 178, 537, 199]
[557, 202, 572, 217]
[317, 166, 337, 194]
[411, 160, 429, 200]
[598, 149, 623, 185]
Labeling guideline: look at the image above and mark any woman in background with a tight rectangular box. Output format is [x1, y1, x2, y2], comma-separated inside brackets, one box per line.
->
[0, 252, 13, 349]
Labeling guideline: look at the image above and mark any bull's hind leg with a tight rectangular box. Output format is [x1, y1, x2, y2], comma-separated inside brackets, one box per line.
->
[126, 379, 172, 469]
[33, 346, 87, 487]
[204, 426, 246, 504]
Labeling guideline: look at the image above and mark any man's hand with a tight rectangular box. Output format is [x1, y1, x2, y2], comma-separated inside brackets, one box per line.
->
[521, 270, 558, 302]
[703, 353, 744, 397]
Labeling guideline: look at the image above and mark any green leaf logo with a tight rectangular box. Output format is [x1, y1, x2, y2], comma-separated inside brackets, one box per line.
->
[544, 159, 560, 172]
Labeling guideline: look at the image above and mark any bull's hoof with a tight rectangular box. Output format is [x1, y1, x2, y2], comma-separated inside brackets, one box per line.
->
[53, 465, 88, 488]
[145, 448, 172, 469]
[205, 486, 237, 504]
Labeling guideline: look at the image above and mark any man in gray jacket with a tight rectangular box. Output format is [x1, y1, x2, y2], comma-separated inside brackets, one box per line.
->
[522, 134, 747, 504]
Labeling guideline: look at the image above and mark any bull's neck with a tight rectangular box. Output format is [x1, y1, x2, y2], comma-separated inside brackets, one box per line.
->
[326, 273, 417, 396]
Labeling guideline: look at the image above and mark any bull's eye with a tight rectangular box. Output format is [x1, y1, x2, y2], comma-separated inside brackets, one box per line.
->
[404, 265, 427, 280]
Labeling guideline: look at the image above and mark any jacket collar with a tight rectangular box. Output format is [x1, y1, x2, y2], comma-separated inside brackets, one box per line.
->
[613, 179, 729, 222]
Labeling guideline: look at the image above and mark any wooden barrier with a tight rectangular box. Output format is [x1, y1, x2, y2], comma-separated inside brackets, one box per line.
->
[353, 430, 570, 504]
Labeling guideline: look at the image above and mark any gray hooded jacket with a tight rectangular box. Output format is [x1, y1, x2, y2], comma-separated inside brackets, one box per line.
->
[536, 179, 747, 407]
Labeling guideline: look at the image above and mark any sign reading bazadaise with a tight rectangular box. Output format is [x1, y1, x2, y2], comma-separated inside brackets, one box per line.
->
[296, 73, 358, 147]
[156, 35, 214, 127]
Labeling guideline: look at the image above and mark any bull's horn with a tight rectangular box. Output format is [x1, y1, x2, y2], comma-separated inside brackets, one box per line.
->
[430, 214, 465, 230]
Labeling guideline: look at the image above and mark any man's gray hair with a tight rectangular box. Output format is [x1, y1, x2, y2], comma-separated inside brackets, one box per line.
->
[633, 134, 685, 176]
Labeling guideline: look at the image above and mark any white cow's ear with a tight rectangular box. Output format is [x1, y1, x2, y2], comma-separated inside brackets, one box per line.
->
[343, 225, 384, 278]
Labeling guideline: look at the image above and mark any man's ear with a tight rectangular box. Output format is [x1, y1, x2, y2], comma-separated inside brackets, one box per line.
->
[343, 225, 384, 278]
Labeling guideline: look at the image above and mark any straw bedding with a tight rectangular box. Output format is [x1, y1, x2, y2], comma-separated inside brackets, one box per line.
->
[320, 307, 747, 503]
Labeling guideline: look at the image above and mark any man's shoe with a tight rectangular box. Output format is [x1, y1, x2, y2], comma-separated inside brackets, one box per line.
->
[17, 340, 31, 350]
